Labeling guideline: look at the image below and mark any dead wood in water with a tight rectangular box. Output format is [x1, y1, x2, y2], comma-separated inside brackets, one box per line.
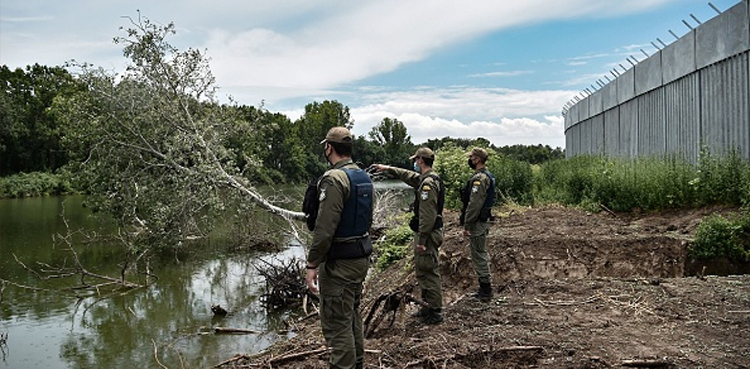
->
[213, 327, 260, 335]
[254, 257, 311, 310]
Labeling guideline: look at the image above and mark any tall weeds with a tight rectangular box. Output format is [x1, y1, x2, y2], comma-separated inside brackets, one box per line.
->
[533, 152, 749, 212]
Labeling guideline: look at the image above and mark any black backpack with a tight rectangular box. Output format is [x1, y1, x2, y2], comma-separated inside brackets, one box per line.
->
[302, 178, 320, 231]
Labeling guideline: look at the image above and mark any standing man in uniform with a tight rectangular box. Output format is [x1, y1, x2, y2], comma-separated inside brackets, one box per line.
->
[460, 147, 496, 301]
[373, 147, 445, 324]
[306, 127, 374, 369]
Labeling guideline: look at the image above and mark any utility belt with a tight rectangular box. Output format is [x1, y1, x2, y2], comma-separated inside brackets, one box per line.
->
[328, 235, 373, 260]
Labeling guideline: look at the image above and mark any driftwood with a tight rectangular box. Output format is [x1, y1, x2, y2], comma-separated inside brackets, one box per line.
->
[621, 359, 672, 368]
[213, 354, 251, 368]
[254, 257, 310, 310]
[403, 346, 544, 368]
[213, 327, 260, 335]
[270, 347, 328, 365]
[258, 347, 382, 367]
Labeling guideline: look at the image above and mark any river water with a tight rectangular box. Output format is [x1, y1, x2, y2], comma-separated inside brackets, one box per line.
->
[0, 181, 411, 369]
[0, 195, 305, 369]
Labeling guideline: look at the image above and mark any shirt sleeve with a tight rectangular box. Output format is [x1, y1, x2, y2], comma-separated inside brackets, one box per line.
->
[307, 174, 346, 266]
[464, 172, 488, 229]
[417, 176, 439, 244]
[387, 167, 421, 188]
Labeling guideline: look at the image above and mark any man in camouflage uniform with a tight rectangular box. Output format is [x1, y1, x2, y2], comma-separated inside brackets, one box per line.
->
[460, 147, 496, 301]
[306, 127, 374, 369]
[374, 147, 445, 324]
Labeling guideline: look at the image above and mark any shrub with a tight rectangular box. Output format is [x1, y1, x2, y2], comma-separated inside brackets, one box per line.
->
[689, 212, 750, 261]
[433, 143, 533, 208]
[374, 223, 413, 271]
[0, 172, 76, 198]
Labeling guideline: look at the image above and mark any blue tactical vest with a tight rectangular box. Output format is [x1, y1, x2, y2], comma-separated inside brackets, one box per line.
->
[482, 169, 496, 209]
[333, 168, 373, 238]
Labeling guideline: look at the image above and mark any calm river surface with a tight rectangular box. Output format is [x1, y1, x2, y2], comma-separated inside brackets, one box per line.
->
[0, 195, 304, 369]
[0, 181, 410, 369]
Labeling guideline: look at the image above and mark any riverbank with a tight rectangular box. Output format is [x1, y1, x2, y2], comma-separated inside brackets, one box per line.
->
[0, 171, 77, 198]
[219, 206, 750, 368]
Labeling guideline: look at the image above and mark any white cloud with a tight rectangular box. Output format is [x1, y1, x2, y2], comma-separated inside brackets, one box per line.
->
[201, 0, 680, 95]
[344, 86, 573, 148]
[350, 110, 566, 148]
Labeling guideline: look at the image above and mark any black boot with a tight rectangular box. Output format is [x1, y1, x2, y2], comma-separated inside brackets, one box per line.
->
[421, 308, 444, 324]
[411, 307, 429, 318]
[472, 281, 493, 301]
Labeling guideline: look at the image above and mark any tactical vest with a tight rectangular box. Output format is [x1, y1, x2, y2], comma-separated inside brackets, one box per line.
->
[409, 173, 444, 232]
[459, 169, 495, 225]
[334, 168, 373, 238]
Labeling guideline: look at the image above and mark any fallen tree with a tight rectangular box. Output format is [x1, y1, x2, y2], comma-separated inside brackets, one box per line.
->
[54, 13, 306, 256]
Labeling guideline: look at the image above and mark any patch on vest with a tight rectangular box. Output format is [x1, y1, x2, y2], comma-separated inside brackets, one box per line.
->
[421, 184, 431, 191]
[319, 188, 327, 202]
[472, 185, 479, 193]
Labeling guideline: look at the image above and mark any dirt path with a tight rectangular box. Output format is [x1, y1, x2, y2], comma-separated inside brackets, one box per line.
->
[221, 206, 750, 369]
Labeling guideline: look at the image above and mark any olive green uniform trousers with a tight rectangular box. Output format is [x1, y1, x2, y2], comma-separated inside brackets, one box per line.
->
[414, 229, 444, 310]
[468, 221, 491, 284]
[319, 257, 369, 369]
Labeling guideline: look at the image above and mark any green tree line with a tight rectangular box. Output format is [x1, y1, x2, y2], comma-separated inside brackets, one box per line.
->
[0, 64, 563, 195]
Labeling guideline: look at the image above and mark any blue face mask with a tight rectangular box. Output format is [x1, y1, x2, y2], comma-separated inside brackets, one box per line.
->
[413, 161, 420, 172]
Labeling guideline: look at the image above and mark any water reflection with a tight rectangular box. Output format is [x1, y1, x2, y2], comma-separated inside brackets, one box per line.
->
[57, 251, 303, 369]
[0, 181, 409, 369]
[1, 196, 305, 369]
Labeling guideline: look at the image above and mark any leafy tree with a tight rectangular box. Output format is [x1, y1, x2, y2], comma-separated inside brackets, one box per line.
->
[0, 64, 81, 175]
[229, 105, 306, 184]
[496, 144, 564, 164]
[368, 117, 414, 167]
[352, 136, 386, 168]
[293, 100, 353, 179]
[52, 15, 303, 251]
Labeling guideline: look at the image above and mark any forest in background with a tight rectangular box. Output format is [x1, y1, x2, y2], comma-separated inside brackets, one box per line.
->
[0, 63, 563, 197]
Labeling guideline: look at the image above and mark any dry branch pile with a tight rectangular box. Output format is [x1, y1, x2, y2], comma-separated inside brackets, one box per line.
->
[255, 258, 313, 310]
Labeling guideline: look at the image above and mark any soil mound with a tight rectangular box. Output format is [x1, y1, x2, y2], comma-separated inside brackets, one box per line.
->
[220, 206, 750, 369]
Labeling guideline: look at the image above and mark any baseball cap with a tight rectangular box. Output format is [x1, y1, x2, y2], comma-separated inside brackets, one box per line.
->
[467, 147, 489, 160]
[320, 127, 353, 144]
[409, 147, 435, 160]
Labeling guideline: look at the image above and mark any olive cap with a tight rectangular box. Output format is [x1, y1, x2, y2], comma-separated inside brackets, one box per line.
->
[467, 147, 489, 160]
[409, 147, 435, 160]
[320, 126, 353, 144]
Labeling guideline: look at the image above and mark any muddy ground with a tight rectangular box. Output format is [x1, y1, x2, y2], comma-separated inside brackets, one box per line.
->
[219, 205, 750, 369]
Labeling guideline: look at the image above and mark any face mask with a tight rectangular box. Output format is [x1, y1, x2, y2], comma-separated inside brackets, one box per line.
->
[413, 161, 420, 172]
[468, 157, 477, 170]
[324, 145, 332, 166]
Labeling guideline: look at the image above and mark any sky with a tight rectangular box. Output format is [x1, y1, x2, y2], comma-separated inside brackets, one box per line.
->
[0, 0, 741, 149]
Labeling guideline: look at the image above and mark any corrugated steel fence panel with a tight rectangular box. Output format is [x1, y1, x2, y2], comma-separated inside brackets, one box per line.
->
[604, 107, 620, 157]
[700, 52, 750, 160]
[619, 99, 639, 158]
[564, 2, 750, 162]
[665, 73, 700, 163]
[579, 117, 592, 155]
[590, 114, 605, 155]
[637, 89, 666, 157]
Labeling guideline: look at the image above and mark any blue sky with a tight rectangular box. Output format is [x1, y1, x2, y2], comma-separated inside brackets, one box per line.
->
[0, 0, 740, 149]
